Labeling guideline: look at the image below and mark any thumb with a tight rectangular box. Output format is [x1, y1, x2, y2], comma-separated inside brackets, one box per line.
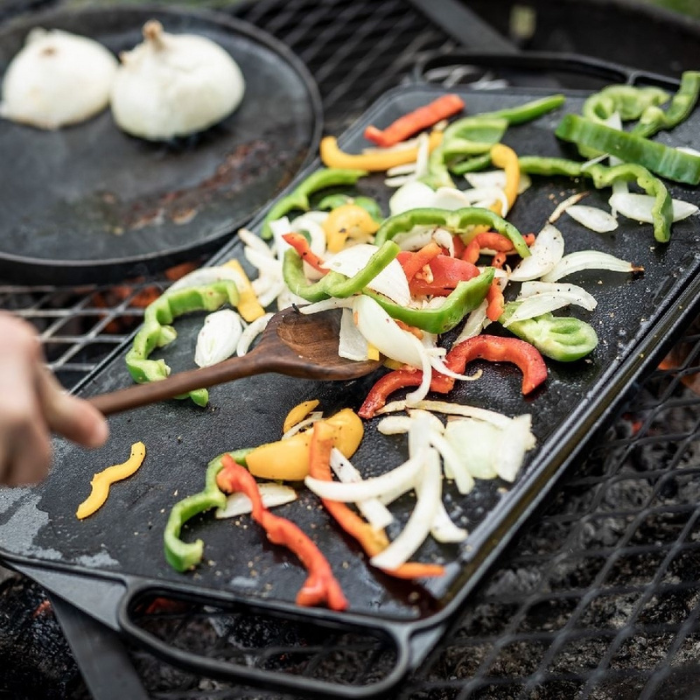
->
[37, 368, 109, 448]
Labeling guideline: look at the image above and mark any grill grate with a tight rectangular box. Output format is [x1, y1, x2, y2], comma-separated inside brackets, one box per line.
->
[1, 0, 700, 699]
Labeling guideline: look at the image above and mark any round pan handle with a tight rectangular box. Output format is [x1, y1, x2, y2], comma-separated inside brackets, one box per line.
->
[117, 582, 413, 700]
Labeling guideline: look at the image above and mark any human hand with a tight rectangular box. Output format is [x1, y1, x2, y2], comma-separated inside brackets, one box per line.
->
[0, 313, 109, 486]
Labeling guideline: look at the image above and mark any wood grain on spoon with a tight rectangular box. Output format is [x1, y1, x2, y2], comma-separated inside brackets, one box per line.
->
[89, 308, 380, 417]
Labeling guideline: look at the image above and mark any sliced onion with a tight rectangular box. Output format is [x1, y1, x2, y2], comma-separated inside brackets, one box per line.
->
[444, 418, 499, 480]
[428, 430, 474, 494]
[370, 451, 441, 570]
[330, 448, 393, 531]
[504, 292, 595, 326]
[548, 192, 587, 224]
[194, 309, 242, 368]
[389, 181, 436, 216]
[353, 296, 423, 368]
[431, 186, 482, 210]
[338, 307, 369, 361]
[275, 285, 306, 311]
[464, 169, 531, 194]
[166, 266, 239, 294]
[268, 216, 293, 257]
[509, 224, 565, 282]
[414, 132, 431, 181]
[305, 452, 423, 502]
[453, 299, 490, 345]
[609, 192, 698, 224]
[245, 246, 282, 276]
[541, 250, 638, 282]
[322, 244, 411, 306]
[497, 414, 533, 482]
[678, 146, 700, 157]
[215, 483, 297, 519]
[518, 280, 597, 307]
[258, 279, 286, 308]
[281, 411, 323, 440]
[378, 399, 515, 430]
[565, 205, 618, 233]
[386, 163, 419, 176]
[238, 228, 275, 257]
[393, 226, 435, 251]
[432, 228, 454, 256]
[236, 312, 272, 356]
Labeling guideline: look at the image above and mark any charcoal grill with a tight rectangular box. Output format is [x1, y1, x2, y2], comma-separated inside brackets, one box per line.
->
[3, 1, 700, 699]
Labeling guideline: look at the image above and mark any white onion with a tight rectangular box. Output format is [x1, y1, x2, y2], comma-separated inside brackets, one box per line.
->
[194, 309, 242, 367]
[541, 250, 637, 282]
[378, 399, 515, 430]
[432, 228, 454, 256]
[518, 281, 597, 307]
[370, 452, 441, 570]
[428, 431, 474, 494]
[1, 28, 118, 130]
[509, 224, 565, 282]
[548, 192, 588, 223]
[298, 298, 354, 315]
[444, 418, 499, 480]
[258, 279, 286, 308]
[329, 448, 394, 531]
[338, 307, 369, 361]
[322, 244, 411, 306]
[237, 228, 275, 257]
[464, 170, 531, 195]
[166, 266, 240, 294]
[453, 299, 490, 345]
[565, 205, 618, 233]
[215, 483, 297, 519]
[497, 415, 533, 482]
[236, 312, 272, 356]
[305, 452, 423, 502]
[389, 182, 436, 216]
[111, 21, 244, 141]
[505, 281, 597, 325]
[245, 246, 282, 276]
[609, 192, 698, 224]
[386, 163, 419, 176]
[414, 132, 431, 180]
[431, 186, 481, 210]
[281, 411, 323, 440]
[393, 227, 436, 251]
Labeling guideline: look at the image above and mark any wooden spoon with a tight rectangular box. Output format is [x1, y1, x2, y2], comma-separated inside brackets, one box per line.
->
[88, 307, 380, 417]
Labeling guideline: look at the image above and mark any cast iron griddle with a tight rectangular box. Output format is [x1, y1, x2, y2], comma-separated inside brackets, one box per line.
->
[2, 85, 700, 695]
[0, 5, 321, 284]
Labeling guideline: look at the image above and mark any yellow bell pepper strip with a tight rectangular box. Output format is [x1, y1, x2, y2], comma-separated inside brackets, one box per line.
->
[555, 114, 700, 185]
[220, 259, 265, 322]
[76, 442, 147, 520]
[126, 281, 239, 407]
[322, 203, 380, 253]
[364, 268, 495, 334]
[282, 240, 401, 303]
[163, 455, 228, 572]
[216, 454, 348, 611]
[308, 422, 445, 580]
[320, 131, 443, 171]
[489, 143, 520, 216]
[245, 408, 364, 481]
[374, 207, 530, 259]
[283, 399, 321, 434]
[518, 156, 673, 243]
[262, 168, 368, 240]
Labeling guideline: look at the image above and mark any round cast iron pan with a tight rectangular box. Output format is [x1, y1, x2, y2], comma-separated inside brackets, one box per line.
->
[0, 6, 322, 285]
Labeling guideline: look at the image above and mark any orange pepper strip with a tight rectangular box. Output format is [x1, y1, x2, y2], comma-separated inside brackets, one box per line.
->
[320, 131, 443, 172]
[309, 422, 445, 580]
[282, 233, 327, 274]
[217, 455, 348, 611]
[491, 252, 507, 269]
[486, 280, 505, 321]
[364, 94, 465, 148]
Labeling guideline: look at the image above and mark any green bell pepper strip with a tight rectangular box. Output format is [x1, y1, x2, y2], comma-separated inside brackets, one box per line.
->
[480, 94, 566, 125]
[364, 267, 495, 334]
[163, 457, 227, 572]
[441, 117, 509, 154]
[373, 207, 531, 259]
[262, 168, 368, 239]
[500, 302, 598, 362]
[518, 156, 673, 243]
[633, 71, 700, 139]
[282, 240, 401, 302]
[126, 281, 239, 407]
[450, 152, 493, 175]
[583, 85, 669, 124]
[555, 113, 700, 185]
[317, 194, 384, 222]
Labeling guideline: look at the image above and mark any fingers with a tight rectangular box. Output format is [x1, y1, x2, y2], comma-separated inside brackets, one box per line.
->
[38, 368, 109, 448]
[0, 315, 52, 485]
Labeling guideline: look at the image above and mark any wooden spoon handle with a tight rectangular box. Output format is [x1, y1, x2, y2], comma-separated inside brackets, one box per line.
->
[89, 350, 271, 416]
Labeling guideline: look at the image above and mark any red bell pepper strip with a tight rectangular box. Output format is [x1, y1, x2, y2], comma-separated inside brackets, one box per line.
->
[282, 233, 327, 274]
[462, 231, 520, 264]
[396, 241, 443, 281]
[485, 280, 505, 320]
[411, 256, 480, 297]
[491, 252, 507, 269]
[309, 422, 444, 579]
[364, 94, 465, 148]
[444, 335, 547, 394]
[216, 454, 348, 611]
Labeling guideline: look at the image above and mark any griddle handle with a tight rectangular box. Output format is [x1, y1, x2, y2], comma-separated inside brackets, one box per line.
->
[117, 583, 414, 699]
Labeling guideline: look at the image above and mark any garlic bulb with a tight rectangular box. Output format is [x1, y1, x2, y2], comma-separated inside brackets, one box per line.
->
[111, 20, 245, 141]
[0, 28, 118, 129]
